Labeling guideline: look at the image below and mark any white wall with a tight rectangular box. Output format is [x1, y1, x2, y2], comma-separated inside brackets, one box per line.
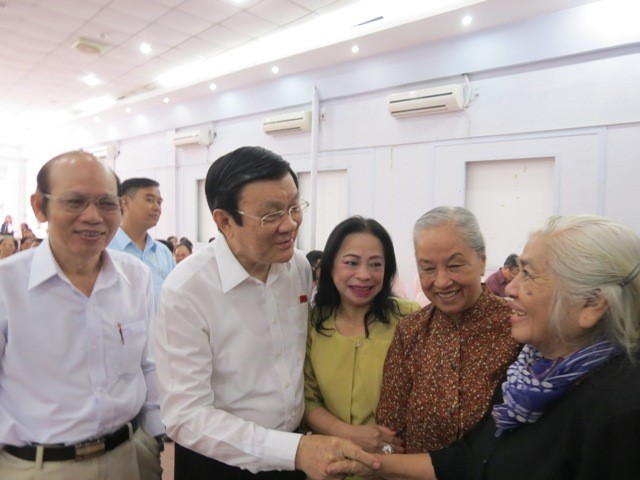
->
[0, 145, 32, 230]
[10, 2, 640, 295]
[95, 49, 640, 294]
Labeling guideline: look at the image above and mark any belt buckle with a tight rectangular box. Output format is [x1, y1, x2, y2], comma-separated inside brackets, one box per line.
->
[74, 440, 106, 460]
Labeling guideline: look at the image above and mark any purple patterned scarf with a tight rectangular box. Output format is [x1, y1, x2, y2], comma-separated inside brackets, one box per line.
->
[492, 341, 623, 436]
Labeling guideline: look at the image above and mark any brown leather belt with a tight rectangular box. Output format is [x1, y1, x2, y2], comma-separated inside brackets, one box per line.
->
[3, 415, 139, 462]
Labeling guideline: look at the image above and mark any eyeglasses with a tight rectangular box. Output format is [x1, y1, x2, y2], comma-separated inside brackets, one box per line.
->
[237, 200, 310, 227]
[40, 192, 122, 213]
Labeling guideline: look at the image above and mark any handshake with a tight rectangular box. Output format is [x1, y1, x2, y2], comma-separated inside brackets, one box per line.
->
[295, 434, 396, 479]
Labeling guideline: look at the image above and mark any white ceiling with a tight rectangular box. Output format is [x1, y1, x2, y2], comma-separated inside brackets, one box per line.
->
[0, 0, 603, 136]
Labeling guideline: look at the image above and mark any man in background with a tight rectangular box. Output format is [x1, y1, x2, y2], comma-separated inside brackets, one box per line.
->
[154, 146, 378, 480]
[0, 151, 163, 479]
[108, 178, 175, 306]
[485, 253, 519, 297]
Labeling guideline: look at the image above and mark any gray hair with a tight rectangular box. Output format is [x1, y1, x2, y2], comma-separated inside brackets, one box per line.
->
[534, 215, 640, 358]
[413, 206, 485, 258]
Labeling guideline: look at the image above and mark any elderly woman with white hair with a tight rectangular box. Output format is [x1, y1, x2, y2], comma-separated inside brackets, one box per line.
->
[376, 206, 520, 454]
[329, 214, 640, 480]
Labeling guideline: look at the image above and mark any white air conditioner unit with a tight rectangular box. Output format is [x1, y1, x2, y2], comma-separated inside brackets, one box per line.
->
[85, 143, 119, 160]
[262, 110, 312, 134]
[387, 84, 466, 117]
[171, 129, 214, 147]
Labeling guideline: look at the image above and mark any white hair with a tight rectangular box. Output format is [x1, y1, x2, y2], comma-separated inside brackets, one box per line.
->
[532, 215, 640, 358]
[413, 206, 485, 258]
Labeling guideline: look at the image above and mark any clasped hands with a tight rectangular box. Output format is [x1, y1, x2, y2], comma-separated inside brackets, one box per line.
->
[296, 425, 404, 479]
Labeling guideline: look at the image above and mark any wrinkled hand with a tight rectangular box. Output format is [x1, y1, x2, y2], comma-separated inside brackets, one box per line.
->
[345, 424, 405, 454]
[295, 434, 381, 480]
[327, 453, 385, 478]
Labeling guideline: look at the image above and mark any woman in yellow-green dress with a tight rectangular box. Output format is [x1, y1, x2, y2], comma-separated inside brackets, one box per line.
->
[304, 216, 419, 467]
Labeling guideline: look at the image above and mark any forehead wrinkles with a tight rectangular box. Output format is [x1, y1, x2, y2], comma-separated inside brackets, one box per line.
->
[418, 252, 468, 264]
[49, 158, 116, 194]
[521, 239, 549, 272]
[240, 181, 299, 210]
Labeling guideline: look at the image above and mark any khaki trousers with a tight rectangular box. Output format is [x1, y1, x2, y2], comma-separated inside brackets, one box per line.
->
[0, 428, 162, 480]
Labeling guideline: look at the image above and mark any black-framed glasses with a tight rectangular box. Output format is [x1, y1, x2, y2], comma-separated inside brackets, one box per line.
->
[40, 191, 122, 213]
[237, 200, 310, 227]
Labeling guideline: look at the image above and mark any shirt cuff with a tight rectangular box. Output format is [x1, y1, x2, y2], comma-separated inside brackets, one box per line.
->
[263, 430, 303, 471]
[140, 409, 165, 438]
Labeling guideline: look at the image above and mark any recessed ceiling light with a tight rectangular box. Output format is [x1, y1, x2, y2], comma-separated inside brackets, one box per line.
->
[82, 74, 101, 86]
[163, 97, 170, 103]
[157, 1, 484, 89]
[461, 15, 472, 26]
[351, 45, 360, 54]
[125, 107, 132, 113]
[140, 43, 152, 55]
[75, 96, 115, 113]
[209, 83, 217, 91]
[271, 65, 279, 74]
[93, 116, 100, 123]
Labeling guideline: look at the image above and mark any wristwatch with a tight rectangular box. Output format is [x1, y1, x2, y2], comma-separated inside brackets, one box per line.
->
[154, 434, 167, 452]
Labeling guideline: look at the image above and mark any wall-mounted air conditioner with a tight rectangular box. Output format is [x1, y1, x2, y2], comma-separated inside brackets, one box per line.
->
[85, 143, 119, 160]
[172, 129, 214, 147]
[387, 84, 466, 117]
[262, 110, 312, 134]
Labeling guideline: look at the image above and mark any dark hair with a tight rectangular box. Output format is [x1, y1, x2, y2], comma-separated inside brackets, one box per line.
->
[306, 250, 324, 265]
[36, 151, 120, 213]
[156, 238, 173, 253]
[311, 216, 400, 337]
[179, 237, 193, 250]
[306, 250, 324, 282]
[175, 242, 193, 254]
[120, 177, 159, 197]
[204, 146, 297, 226]
[503, 253, 519, 269]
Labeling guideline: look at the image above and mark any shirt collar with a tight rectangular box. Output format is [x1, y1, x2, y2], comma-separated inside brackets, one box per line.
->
[214, 235, 291, 293]
[28, 238, 59, 289]
[113, 227, 155, 252]
[28, 238, 127, 291]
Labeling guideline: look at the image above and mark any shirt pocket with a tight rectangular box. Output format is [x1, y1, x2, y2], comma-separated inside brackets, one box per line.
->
[114, 318, 148, 376]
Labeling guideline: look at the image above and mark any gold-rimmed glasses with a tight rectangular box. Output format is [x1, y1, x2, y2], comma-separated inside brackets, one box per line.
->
[39, 192, 122, 213]
[237, 200, 309, 227]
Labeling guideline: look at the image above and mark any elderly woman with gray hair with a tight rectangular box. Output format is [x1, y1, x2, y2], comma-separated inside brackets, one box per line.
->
[329, 214, 640, 480]
[376, 206, 520, 454]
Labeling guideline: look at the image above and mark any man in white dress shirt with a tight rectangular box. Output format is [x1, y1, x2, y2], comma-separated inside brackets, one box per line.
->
[154, 146, 379, 479]
[0, 151, 164, 479]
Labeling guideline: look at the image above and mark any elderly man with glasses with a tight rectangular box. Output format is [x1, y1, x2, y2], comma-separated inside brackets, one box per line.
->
[0, 151, 164, 479]
[154, 146, 379, 480]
